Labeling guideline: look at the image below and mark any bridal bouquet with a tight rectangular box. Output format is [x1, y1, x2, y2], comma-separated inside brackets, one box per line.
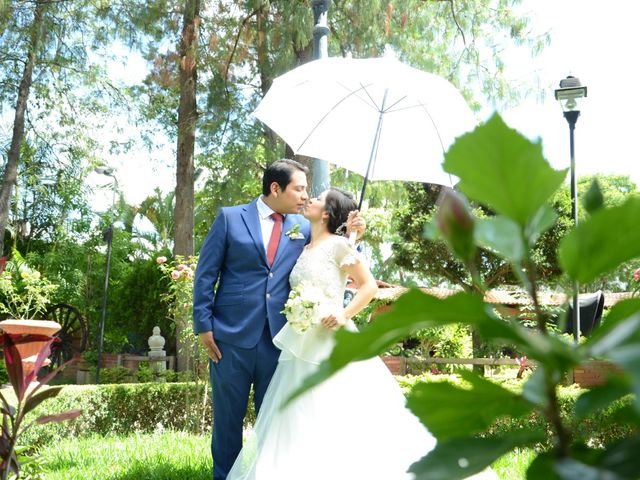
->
[281, 283, 329, 334]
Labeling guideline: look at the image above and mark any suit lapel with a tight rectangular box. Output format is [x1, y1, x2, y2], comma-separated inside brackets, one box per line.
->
[241, 200, 268, 265]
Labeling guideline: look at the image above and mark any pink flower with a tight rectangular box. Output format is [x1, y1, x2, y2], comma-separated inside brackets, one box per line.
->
[633, 268, 640, 282]
[516, 356, 528, 368]
[184, 270, 193, 279]
[171, 270, 181, 280]
[177, 264, 188, 271]
[156, 256, 167, 264]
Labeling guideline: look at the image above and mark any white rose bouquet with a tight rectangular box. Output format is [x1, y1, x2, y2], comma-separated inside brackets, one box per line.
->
[281, 282, 329, 334]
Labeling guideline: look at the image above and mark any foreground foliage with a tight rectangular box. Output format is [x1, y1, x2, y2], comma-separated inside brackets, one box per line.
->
[290, 114, 640, 479]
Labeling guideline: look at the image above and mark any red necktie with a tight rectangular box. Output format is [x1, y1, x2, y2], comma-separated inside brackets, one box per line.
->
[266, 213, 283, 266]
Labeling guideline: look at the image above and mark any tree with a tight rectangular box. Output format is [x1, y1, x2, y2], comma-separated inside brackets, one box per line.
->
[394, 174, 639, 290]
[0, 0, 46, 258]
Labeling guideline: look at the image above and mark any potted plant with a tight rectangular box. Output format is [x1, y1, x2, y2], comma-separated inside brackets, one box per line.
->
[0, 254, 60, 376]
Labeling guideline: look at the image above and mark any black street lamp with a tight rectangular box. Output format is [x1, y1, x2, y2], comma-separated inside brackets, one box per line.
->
[310, 0, 331, 196]
[94, 166, 118, 383]
[555, 75, 587, 343]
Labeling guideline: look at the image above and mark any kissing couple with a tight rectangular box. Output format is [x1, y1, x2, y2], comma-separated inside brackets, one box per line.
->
[193, 159, 497, 480]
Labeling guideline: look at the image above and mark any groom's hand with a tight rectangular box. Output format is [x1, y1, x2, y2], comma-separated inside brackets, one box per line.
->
[199, 331, 222, 363]
[346, 210, 365, 241]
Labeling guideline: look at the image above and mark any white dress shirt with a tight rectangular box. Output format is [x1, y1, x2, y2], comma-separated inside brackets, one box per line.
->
[256, 196, 284, 253]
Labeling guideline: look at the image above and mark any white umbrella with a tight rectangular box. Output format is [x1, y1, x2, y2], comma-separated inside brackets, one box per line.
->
[253, 56, 477, 208]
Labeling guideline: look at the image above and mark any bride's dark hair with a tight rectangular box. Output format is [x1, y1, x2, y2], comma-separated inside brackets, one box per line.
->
[324, 187, 357, 235]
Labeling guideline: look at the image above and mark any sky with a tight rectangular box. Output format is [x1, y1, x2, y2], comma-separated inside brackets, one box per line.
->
[89, 0, 640, 210]
[499, 0, 640, 186]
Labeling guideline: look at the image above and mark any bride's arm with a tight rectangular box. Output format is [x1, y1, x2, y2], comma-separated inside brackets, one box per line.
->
[321, 261, 378, 329]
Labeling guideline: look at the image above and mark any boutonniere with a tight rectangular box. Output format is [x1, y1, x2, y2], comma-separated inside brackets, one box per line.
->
[285, 223, 305, 240]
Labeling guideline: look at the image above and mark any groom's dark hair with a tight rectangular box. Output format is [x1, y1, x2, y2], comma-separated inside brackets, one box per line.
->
[263, 159, 309, 196]
[324, 188, 357, 235]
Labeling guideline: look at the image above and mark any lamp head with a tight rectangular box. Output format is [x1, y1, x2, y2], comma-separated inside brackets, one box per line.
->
[554, 76, 587, 112]
[95, 166, 115, 176]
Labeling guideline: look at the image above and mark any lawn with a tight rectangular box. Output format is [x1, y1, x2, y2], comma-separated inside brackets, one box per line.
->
[39, 431, 212, 480]
[35, 430, 531, 479]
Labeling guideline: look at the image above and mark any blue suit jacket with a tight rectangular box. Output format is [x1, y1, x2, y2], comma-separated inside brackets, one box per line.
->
[193, 199, 310, 348]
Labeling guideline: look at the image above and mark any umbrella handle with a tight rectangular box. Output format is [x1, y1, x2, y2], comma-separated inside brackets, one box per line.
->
[348, 231, 357, 246]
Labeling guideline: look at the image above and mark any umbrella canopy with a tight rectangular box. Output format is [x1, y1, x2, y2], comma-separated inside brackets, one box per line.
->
[253, 56, 477, 193]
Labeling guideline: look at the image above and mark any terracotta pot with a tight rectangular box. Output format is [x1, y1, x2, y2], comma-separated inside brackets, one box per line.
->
[380, 355, 406, 375]
[0, 319, 62, 376]
[573, 360, 621, 388]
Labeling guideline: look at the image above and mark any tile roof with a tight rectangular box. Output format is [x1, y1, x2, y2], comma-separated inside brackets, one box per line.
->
[374, 286, 633, 308]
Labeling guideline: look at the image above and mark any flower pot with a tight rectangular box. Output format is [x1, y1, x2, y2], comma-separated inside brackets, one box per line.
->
[573, 360, 621, 388]
[380, 355, 406, 375]
[0, 319, 62, 376]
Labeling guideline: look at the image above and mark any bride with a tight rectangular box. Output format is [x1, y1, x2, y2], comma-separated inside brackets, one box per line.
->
[227, 187, 496, 480]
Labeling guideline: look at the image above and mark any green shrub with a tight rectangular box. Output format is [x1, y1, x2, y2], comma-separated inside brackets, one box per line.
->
[16, 382, 256, 448]
[395, 374, 636, 447]
[0, 358, 8, 385]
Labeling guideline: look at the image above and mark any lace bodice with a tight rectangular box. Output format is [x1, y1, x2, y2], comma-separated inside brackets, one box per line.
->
[274, 235, 363, 364]
[289, 235, 361, 310]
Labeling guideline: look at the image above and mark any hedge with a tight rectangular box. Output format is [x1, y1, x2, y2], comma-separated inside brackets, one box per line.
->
[15, 382, 255, 448]
[8, 375, 635, 449]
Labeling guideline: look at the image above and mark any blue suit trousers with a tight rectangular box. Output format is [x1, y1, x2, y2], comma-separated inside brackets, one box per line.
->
[210, 324, 280, 480]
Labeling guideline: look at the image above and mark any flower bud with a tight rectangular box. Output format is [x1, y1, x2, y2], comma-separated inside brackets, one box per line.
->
[436, 190, 476, 264]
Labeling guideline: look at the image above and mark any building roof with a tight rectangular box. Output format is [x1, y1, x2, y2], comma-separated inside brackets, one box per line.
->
[374, 286, 633, 308]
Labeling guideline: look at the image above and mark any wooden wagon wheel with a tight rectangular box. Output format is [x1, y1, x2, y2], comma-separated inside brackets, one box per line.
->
[46, 303, 88, 369]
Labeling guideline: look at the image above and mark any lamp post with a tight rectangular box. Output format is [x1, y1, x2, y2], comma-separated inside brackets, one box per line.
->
[94, 166, 118, 383]
[310, 0, 331, 196]
[555, 75, 587, 343]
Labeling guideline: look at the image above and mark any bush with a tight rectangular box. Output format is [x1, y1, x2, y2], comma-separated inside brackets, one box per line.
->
[395, 374, 636, 447]
[17, 382, 255, 448]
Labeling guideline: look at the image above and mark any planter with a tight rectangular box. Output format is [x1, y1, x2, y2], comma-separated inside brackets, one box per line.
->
[0, 319, 61, 376]
[573, 360, 621, 388]
[380, 355, 406, 375]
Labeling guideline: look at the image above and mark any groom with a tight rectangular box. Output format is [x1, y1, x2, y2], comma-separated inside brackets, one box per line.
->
[193, 159, 363, 480]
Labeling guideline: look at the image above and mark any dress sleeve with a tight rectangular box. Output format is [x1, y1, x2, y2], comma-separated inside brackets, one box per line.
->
[332, 236, 365, 268]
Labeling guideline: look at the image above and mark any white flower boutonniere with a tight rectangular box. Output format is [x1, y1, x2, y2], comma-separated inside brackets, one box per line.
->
[285, 223, 305, 240]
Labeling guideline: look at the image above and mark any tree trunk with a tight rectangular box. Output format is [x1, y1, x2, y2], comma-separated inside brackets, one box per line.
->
[0, 0, 45, 257]
[174, 0, 199, 371]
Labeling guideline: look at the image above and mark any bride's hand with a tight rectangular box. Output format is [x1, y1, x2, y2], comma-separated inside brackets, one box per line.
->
[321, 313, 346, 330]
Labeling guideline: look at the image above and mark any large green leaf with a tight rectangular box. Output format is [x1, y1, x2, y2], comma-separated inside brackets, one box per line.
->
[474, 216, 525, 262]
[574, 376, 630, 420]
[410, 431, 544, 480]
[444, 113, 567, 226]
[287, 289, 580, 404]
[286, 289, 495, 403]
[406, 370, 534, 439]
[559, 197, 640, 283]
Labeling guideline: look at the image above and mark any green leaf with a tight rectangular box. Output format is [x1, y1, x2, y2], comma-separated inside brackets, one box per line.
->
[423, 220, 439, 240]
[574, 376, 630, 419]
[524, 203, 557, 245]
[406, 370, 534, 439]
[409, 431, 543, 480]
[285, 289, 497, 404]
[522, 366, 549, 408]
[475, 216, 525, 262]
[559, 197, 640, 283]
[597, 434, 640, 478]
[583, 179, 604, 214]
[444, 113, 567, 226]
[527, 452, 562, 480]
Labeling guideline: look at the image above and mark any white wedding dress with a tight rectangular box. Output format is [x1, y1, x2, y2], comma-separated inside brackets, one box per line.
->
[227, 236, 496, 480]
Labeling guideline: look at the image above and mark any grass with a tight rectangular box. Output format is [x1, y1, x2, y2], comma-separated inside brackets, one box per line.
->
[33, 428, 532, 480]
[39, 431, 212, 480]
